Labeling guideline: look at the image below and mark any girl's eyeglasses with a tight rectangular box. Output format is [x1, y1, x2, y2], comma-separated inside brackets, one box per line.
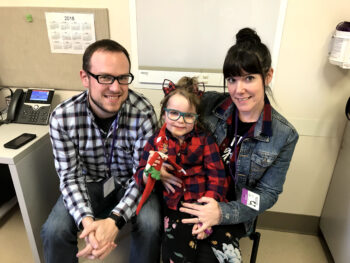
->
[164, 108, 198, 124]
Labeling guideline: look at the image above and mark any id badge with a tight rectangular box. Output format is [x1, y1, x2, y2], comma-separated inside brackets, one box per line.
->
[241, 188, 260, 211]
[103, 177, 115, 198]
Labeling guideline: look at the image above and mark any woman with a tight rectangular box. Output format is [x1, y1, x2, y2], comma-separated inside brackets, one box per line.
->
[178, 28, 299, 262]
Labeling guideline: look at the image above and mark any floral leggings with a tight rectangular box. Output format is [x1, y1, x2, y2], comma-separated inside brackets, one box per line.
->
[162, 209, 243, 263]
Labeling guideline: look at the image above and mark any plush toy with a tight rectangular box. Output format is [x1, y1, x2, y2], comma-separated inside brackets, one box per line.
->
[136, 123, 186, 215]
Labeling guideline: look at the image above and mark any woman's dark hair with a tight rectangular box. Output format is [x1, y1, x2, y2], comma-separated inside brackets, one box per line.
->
[82, 39, 131, 72]
[223, 28, 272, 94]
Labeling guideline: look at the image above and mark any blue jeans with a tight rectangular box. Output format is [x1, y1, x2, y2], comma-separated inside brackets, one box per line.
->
[40, 182, 161, 263]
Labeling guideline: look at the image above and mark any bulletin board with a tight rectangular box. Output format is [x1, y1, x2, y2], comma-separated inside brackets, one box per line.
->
[0, 7, 109, 91]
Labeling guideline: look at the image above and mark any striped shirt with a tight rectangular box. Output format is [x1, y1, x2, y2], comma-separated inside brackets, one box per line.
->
[49, 89, 157, 226]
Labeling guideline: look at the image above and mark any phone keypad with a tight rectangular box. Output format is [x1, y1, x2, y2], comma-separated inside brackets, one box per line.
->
[17, 105, 51, 125]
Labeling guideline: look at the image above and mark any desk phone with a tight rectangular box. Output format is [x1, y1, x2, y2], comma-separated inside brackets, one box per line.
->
[8, 89, 55, 125]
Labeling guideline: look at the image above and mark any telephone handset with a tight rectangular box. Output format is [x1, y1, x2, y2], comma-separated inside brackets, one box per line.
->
[6, 89, 24, 122]
[6, 88, 55, 125]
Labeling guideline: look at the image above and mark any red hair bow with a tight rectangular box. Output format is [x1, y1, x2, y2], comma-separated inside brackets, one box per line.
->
[162, 79, 177, 95]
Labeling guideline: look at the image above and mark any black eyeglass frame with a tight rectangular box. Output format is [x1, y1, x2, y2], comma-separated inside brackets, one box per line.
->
[164, 108, 199, 124]
[86, 70, 134, 85]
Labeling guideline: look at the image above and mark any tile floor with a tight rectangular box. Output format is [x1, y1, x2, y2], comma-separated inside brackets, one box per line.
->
[0, 206, 333, 263]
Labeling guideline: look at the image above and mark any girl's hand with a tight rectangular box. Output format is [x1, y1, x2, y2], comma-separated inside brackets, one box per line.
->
[143, 151, 162, 184]
[179, 197, 221, 235]
[192, 224, 212, 240]
[160, 163, 182, 193]
[147, 151, 162, 167]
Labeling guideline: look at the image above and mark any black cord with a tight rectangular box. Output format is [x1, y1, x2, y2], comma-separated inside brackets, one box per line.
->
[346, 97, 350, 120]
[0, 87, 13, 124]
[0, 86, 13, 110]
[0, 86, 14, 98]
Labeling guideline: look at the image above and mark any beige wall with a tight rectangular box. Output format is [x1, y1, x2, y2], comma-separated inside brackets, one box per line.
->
[268, 0, 350, 216]
[1, 0, 350, 217]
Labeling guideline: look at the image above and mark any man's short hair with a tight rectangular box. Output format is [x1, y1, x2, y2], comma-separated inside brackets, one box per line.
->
[82, 39, 131, 71]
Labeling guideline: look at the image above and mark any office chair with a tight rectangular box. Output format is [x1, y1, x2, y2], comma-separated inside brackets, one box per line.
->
[248, 217, 261, 263]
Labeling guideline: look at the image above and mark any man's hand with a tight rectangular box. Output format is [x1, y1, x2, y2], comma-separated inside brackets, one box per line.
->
[76, 217, 98, 259]
[77, 217, 119, 259]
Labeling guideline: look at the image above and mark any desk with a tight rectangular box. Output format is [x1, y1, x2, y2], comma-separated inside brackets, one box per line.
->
[0, 123, 59, 263]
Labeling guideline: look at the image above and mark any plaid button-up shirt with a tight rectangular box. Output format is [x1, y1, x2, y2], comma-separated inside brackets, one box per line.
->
[135, 128, 228, 210]
[50, 90, 157, 226]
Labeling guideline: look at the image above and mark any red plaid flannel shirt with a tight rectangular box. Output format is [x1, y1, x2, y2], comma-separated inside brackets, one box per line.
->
[134, 127, 228, 210]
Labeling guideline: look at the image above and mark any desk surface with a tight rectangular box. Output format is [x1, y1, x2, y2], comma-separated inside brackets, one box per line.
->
[0, 122, 58, 263]
[0, 123, 49, 165]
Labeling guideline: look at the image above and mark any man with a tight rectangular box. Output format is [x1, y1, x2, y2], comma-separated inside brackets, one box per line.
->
[41, 39, 161, 262]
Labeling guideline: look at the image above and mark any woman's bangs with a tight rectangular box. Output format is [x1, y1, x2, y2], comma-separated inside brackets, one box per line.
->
[223, 51, 262, 78]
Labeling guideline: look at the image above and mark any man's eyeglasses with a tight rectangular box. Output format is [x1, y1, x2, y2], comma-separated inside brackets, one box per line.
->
[86, 71, 134, 85]
[164, 108, 198, 124]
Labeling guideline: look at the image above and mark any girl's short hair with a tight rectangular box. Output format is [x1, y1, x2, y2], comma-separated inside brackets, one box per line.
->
[176, 76, 199, 93]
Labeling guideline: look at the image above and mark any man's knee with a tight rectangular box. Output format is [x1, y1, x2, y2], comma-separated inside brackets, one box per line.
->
[41, 197, 78, 243]
[41, 206, 79, 263]
[136, 193, 162, 234]
[41, 214, 77, 243]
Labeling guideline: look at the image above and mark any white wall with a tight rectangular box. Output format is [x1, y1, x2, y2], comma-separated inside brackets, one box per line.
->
[1, 0, 349, 217]
[268, 0, 350, 216]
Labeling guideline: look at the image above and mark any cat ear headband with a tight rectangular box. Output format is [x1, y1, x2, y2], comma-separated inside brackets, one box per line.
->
[162, 79, 205, 97]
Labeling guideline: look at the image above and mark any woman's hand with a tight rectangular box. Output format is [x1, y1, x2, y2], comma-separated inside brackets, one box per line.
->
[160, 163, 182, 193]
[179, 197, 221, 235]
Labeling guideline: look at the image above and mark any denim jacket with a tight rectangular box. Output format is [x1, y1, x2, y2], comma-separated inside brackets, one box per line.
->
[200, 92, 299, 234]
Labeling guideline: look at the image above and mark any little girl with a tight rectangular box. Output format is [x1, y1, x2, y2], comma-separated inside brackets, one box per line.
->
[135, 78, 238, 262]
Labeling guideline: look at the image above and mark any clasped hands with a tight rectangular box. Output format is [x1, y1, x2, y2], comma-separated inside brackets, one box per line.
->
[76, 216, 119, 260]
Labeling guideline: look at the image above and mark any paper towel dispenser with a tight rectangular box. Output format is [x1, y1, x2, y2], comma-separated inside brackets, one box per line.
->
[329, 21, 350, 69]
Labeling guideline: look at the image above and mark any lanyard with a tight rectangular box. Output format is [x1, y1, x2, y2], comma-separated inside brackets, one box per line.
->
[103, 116, 118, 177]
[229, 109, 247, 183]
